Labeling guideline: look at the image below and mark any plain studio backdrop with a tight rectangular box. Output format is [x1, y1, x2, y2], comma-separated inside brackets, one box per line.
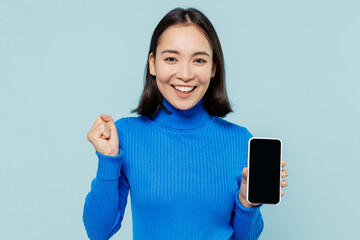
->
[1, 0, 359, 239]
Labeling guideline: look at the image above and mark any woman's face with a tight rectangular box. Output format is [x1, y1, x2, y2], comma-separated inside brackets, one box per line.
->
[149, 24, 216, 110]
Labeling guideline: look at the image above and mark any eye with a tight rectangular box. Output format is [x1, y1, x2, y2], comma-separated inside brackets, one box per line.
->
[194, 59, 206, 63]
[165, 57, 177, 62]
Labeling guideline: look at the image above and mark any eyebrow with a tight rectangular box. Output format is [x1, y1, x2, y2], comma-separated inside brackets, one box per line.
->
[160, 49, 210, 57]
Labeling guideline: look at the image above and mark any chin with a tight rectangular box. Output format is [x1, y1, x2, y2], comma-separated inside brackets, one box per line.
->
[178, 106, 192, 110]
[172, 100, 197, 110]
[171, 101, 192, 110]
[173, 103, 191, 110]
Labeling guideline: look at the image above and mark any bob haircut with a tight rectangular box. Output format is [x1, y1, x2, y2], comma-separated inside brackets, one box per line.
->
[132, 7, 232, 118]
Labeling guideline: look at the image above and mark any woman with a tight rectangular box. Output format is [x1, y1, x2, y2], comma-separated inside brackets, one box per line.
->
[83, 7, 288, 240]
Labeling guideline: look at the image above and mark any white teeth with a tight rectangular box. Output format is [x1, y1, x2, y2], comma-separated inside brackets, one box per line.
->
[174, 85, 195, 92]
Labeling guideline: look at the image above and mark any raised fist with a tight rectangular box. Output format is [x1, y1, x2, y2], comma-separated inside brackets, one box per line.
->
[86, 113, 119, 156]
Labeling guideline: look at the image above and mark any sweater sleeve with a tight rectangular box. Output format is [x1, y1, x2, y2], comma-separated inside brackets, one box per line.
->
[83, 119, 130, 240]
[230, 127, 264, 239]
[230, 187, 264, 239]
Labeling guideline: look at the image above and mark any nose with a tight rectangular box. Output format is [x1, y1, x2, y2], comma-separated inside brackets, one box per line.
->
[176, 62, 194, 81]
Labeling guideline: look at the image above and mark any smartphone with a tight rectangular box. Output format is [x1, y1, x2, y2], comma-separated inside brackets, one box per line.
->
[247, 137, 282, 205]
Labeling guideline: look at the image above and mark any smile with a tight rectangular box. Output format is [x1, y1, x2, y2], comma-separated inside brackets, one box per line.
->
[172, 85, 196, 93]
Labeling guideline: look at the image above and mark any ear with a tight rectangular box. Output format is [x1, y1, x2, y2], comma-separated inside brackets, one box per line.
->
[211, 59, 217, 78]
[149, 52, 156, 76]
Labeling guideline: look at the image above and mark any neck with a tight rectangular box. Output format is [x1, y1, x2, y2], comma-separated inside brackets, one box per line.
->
[153, 97, 212, 129]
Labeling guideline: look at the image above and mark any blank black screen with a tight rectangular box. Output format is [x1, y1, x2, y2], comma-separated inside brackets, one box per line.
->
[248, 138, 281, 204]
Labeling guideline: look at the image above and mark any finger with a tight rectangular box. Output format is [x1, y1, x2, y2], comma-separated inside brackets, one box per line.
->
[282, 161, 286, 168]
[101, 128, 111, 139]
[241, 167, 248, 185]
[103, 122, 111, 132]
[93, 122, 110, 138]
[281, 180, 288, 188]
[88, 116, 111, 142]
[95, 115, 106, 126]
[281, 190, 284, 197]
[100, 113, 112, 123]
[281, 169, 289, 178]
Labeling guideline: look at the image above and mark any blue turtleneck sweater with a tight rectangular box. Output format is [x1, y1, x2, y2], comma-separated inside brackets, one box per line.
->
[83, 97, 264, 240]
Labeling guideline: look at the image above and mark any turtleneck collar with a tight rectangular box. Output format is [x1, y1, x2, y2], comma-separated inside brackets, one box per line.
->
[153, 97, 213, 130]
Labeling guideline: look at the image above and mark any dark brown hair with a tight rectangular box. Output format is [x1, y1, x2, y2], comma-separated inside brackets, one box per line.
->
[132, 7, 232, 118]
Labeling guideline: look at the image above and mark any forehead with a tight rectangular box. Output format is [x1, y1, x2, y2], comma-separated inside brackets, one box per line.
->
[157, 25, 212, 54]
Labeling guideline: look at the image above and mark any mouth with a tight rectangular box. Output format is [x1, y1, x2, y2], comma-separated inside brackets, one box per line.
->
[171, 85, 197, 93]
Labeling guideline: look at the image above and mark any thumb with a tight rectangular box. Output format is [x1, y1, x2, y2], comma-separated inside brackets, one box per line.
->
[241, 167, 248, 185]
[101, 114, 116, 130]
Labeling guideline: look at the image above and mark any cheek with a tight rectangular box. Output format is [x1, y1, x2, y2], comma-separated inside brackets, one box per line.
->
[155, 64, 173, 84]
[155, 67, 172, 94]
[198, 67, 212, 85]
[155, 78, 168, 99]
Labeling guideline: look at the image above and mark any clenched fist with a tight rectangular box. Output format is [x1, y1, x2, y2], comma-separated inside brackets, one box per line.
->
[86, 113, 119, 156]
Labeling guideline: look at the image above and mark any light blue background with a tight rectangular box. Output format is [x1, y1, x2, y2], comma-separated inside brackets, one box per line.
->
[1, 0, 359, 239]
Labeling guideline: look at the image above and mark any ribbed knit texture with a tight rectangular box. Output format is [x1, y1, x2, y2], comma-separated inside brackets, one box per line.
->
[83, 97, 264, 240]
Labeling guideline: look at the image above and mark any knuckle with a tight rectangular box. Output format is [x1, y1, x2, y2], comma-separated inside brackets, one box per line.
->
[86, 131, 93, 141]
[90, 135, 96, 141]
